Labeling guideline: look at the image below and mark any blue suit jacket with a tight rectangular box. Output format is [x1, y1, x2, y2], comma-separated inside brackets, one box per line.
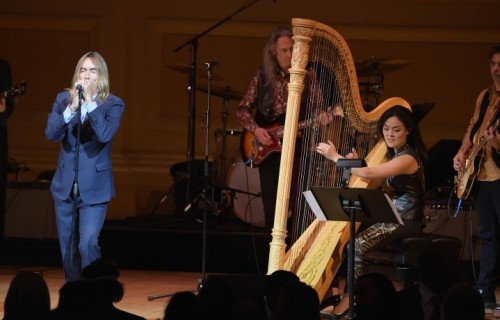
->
[45, 91, 124, 204]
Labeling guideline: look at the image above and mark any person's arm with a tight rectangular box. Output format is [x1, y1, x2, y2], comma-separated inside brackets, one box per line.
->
[87, 95, 125, 143]
[453, 91, 484, 171]
[236, 71, 260, 133]
[46, 92, 72, 142]
[316, 140, 418, 178]
[453, 130, 473, 171]
[236, 70, 273, 146]
[351, 155, 418, 179]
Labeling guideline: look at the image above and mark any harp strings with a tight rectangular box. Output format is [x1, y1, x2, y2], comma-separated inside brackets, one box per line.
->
[289, 27, 372, 243]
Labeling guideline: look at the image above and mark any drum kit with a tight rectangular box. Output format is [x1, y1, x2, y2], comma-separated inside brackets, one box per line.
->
[355, 56, 410, 111]
[165, 56, 413, 228]
[167, 63, 266, 227]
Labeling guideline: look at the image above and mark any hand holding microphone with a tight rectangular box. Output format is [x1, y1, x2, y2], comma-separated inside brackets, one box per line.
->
[75, 83, 84, 93]
[74, 81, 95, 102]
[71, 82, 89, 112]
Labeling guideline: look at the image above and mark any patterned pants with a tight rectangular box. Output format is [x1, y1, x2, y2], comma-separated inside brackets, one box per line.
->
[354, 222, 399, 278]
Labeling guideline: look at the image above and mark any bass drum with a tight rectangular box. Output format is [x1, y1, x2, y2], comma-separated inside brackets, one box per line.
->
[226, 160, 265, 227]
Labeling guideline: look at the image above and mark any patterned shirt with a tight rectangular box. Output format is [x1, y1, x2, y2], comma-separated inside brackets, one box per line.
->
[237, 68, 324, 133]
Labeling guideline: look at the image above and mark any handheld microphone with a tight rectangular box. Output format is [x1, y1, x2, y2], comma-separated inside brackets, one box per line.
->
[75, 84, 84, 92]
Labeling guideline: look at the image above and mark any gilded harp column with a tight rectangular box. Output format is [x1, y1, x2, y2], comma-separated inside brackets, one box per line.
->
[268, 19, 316, 273]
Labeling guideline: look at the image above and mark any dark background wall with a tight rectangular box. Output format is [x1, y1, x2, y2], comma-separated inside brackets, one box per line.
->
[0, 0, 499, 219]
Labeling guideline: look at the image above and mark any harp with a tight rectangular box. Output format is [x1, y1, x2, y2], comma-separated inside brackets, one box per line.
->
[267, 18, 411, 300]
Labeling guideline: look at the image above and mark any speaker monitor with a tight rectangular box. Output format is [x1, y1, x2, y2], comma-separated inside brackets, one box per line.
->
[4, 181, 58, 239]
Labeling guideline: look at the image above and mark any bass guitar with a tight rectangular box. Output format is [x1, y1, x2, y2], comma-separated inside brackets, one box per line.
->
[455, 114, 499, 200]
[1, 81, 27, 100]
[240, 111, 328, 167]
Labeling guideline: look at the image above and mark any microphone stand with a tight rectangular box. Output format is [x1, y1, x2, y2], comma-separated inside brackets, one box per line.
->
[216, 96, 230, 217]
[173, 0, 260, 222]
[199, 61, 215, 290]
[68, 89, 83, 281]
[147, 0, 263, 301]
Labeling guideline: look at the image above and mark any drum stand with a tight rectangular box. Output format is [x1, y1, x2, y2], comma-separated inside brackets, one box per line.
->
[213, 94, 235, 218]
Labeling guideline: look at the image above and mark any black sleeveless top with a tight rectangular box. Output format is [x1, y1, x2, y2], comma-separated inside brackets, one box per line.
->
[386, 145, 425, 222]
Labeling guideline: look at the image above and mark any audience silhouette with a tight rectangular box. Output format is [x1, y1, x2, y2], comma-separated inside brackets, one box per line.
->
[7, 256, 492, 320]
[354, 272, 402, 320]
[397, 241, 466, 320]
[49, 258, 146, 320]
[270, 279, 321, 320]
[197, 276, 235, 320]
[163, 290, 200, 320]
[3, 271, 51, 320]
[264, 269, 300, 316]
[49, 280, 100, 319]
[443, 283, 485, 320]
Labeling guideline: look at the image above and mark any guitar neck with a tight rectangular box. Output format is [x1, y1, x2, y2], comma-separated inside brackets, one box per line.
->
[1, 81, 27, 100]
[469, 118, 500, 160]
[285, 112, 324, 131]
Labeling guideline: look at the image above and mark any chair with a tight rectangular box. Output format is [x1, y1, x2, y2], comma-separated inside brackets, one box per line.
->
[363, 233, 462, 288]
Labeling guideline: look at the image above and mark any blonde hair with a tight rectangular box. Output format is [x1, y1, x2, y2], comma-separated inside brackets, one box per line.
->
[69, 51, 110, 101]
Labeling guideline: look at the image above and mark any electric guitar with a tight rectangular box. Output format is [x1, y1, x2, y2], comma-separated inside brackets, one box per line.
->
[1, 81, 27, 100]
[240, 112, 329, 167]
[455, 114, 500, 200]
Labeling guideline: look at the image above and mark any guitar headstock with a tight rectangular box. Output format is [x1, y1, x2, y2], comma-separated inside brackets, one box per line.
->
[2, 81, 27, 98]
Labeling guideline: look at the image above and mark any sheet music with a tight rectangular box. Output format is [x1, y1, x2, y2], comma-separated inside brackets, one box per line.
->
[303, 190, 327, 221]
[383, 193, 404, 225]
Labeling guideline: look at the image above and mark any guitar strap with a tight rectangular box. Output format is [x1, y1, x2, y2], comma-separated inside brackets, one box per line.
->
[469, 90, 490, 144]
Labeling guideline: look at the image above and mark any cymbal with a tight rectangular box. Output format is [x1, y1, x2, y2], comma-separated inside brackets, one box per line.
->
[355, 57, 410, 77]
[167, 63, 224, 81]
[196, 84, 243, 101]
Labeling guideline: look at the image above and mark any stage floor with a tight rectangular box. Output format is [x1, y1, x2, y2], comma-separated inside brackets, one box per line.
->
[1, 211, 499, 319]
[0, 265, 498, 320]
[0, 266, 200, 320]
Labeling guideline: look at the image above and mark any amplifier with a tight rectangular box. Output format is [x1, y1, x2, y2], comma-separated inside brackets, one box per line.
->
[423, 204, 480, 261]
[4, 181, 58, 239]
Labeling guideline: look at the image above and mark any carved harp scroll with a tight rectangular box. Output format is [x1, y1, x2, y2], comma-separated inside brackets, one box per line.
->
[267, 18, 411, 301]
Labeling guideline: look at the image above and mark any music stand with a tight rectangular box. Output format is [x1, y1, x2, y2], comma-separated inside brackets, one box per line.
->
[303, 186, 402, 320]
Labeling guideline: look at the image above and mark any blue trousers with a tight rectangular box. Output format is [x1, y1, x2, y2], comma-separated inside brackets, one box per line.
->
[53, 196, 107, 281]
[475, 179, 500, 296]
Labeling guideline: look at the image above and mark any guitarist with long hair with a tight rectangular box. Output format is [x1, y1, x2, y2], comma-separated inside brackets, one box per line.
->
[236, 26, 332, 234]
[453, 43, 500, 311]
[0, 58, 14, 239]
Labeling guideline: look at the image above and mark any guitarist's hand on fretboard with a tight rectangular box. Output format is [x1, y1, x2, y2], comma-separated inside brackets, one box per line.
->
[485, 125, 500, 151]
[254, 127, 274, 146]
